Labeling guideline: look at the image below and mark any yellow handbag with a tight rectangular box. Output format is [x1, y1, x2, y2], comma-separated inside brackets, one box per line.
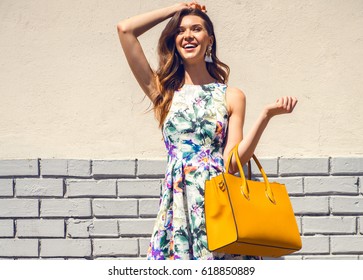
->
[204, 144, 302, 257]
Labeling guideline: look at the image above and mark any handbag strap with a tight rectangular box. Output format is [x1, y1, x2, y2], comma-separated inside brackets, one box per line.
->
[228, 150, 251, 179]
[225, 143, 276, 204]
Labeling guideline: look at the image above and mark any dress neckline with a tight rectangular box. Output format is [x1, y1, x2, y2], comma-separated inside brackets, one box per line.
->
[182, 81, 221, 87]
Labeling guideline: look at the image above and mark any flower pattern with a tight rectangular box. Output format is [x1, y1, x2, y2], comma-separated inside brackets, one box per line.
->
[146, 82, 260, 260]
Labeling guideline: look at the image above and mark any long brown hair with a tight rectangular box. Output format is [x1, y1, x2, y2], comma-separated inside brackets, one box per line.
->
[153, 8, 230, 128]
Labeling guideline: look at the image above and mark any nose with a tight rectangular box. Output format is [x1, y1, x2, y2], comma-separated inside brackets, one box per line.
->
[184, 29, 193, 40]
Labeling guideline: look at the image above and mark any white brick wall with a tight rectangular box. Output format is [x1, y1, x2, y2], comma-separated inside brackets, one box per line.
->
[67, 179, 116, 197]
[40, 239, 91, 257]
[41, 199, 92, 217]
[118, 219, 155, 236]
[298, 236, 330, 255]
[0, 156, 362, 259]
[330, 197, 363, 214]
[93, 199, 138, 217]
[93, 239, 138, 257]
[0, 179, 13, 196]
[66, 219, 92, 238]
[16, 178, 64, 197]
[89, 219, 119, 237]
[0, 220, 14, 237]
[0, 199, 39, 217]
[0, 239, 38, 257]
[17, 219, 65, 237]
[302, 217, 356, 234]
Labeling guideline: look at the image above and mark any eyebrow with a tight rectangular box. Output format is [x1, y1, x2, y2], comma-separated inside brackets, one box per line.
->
[178, 23, 204, 28]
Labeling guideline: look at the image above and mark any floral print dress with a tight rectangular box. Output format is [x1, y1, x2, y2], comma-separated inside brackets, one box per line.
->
[146, 82, 259, 260]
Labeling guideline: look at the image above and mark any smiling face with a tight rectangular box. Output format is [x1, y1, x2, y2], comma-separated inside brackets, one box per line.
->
[175, 15, 214, 65]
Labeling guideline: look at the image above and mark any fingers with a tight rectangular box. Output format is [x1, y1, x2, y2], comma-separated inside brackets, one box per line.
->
[290, 97, 298, 112]
[276, 96, 298, 113]
[286, 96, 298, 112]
[187, 2, 207, 12]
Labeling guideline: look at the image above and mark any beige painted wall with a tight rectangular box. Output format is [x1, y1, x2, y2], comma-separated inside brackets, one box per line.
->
[1, 0, 362, 160]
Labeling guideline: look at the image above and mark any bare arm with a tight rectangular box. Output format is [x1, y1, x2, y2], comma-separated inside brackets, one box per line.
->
[224, 89, 298, 173]
[116, 3, 188, 102]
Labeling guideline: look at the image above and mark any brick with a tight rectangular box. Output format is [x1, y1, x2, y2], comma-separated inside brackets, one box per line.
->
[290, 197, 329, 215]
[297, 236, 329, 254]
[139, 238, 150, 257]
[331, 157, 363, 175]
[89, 219, 119, 237]
[41, 159, 67, 176]
[270, 177, 303, 195]
[67, 179, 116, 197]
[93, 199, 137, 218]
[118, 179, 161, 198]
[93, 239, 138, 257]
[296, 217, 302, 234]
[17, 219, 64, 237]
[118, 219, 154, 236]
[0, 179, 13, 196]
[279, 158, 329, 176]
[250, 158, 278, 177]
[302, 217, 356, 234]
[359, 216, 363, 234]
[330, 197, 363, 215]
[92, 160, 135, 177]
[41, 159, 91, 177]
[331, 236, 363, 254]
[304, 176, 358, 195]
[41, 199, 91, 217]
[0, 159, 38, 177]
[280, 255, 303, 260]
[15, 178, 64, 197]
[66, 219, 92, 238]
[262, 256, 285, 260]
[0, 220, 14, 237]
[94, 257, 141, 260]
[139, 199, 159, 217]
[137, 159, 166, 177]
[0, 239, 38, 257]
[304, 255, 358, 260]
[40, 239, 91, 257]
[0, 199, 38, 217]
[67, 160, 91, 177]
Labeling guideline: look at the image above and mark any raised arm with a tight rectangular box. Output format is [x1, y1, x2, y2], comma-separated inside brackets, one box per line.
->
[116, 3, 188, 102]
[224, 88, 298, 173]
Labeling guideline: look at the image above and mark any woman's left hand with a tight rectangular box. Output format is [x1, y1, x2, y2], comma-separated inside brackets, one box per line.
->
[187, 1, 207, 12]
[265, 96, 298, 118]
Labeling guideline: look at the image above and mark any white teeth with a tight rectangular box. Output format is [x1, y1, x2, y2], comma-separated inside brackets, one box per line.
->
[184, 44, 197, 49]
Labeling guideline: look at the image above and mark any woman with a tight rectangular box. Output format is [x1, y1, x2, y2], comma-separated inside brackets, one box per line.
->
[117, 2, 297, 260]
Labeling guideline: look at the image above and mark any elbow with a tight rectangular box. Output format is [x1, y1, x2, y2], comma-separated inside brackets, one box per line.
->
[116, 20, 131, 35]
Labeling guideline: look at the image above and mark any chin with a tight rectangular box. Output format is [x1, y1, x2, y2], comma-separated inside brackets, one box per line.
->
[181, 55, 203, 64]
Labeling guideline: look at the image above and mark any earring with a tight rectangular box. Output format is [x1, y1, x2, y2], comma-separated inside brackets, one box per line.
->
[205, 45, 213, 63]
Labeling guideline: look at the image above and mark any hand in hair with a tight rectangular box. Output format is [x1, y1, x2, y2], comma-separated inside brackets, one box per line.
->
[187, 1, 207, 13]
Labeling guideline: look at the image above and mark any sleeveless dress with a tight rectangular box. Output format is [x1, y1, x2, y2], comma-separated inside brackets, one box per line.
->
[146, 82, 260, 260]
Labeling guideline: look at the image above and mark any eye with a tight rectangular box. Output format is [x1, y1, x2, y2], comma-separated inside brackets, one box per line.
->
[193, 26, 202, 32]
[177, 28, 185, 34]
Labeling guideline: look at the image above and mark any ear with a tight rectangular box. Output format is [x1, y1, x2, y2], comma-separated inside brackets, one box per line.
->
[209, 35, 214, 46]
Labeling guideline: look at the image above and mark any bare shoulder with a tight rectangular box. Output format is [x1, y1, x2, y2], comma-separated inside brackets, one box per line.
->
[226, 86, 246, 115]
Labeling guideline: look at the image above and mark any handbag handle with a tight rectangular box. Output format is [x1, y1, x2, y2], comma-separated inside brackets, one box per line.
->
[225, 144, 276, 204]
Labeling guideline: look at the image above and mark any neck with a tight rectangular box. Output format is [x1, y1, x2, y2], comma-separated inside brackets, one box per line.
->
[183, 61, 214, 85]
